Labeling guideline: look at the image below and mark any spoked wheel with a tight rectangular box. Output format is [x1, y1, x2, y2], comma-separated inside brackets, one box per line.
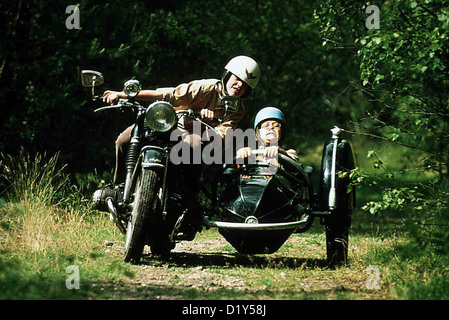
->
[124, 169, 159, 263]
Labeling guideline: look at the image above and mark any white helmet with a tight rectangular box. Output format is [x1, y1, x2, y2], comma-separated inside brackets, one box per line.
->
[224, 55, 261, 89]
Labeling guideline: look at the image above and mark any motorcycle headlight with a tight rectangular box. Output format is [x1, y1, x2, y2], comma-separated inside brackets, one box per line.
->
[145, 101, 176, 132]
[123, 80, 142, 98]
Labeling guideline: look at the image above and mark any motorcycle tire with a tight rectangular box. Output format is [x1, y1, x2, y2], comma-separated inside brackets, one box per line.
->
[325, 221, 349, 267]
[124, 169, 159, 263]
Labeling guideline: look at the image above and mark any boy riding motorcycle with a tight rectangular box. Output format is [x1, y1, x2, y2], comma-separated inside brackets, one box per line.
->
[103, 55, 261, 184]
[94, 56, 261, 234]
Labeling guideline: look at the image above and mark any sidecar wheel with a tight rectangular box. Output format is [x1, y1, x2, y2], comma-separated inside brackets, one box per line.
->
[149, 230, 173, 256]
[318, 137, 355, 267]
[124, 169, 159, 263]
[325, 221, 349, 267]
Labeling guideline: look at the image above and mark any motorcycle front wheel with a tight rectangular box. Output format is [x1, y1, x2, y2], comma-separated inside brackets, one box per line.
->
[124, 168, 159, 263]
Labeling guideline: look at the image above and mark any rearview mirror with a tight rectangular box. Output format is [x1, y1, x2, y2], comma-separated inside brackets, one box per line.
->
[81, 70, 104, 87]
[81, 70, 104, 101]
[220, 95, 240, 113]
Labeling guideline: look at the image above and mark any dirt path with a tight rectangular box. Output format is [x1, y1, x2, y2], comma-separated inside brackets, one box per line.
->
[102, 230, 395, 300]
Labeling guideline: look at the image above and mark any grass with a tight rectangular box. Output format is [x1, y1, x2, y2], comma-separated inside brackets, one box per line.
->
[297, 135, 449, 300]
[0, 152, 134, 299]
[0, 198, 138, 299]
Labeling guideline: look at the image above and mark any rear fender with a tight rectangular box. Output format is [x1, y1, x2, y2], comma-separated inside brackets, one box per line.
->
[317, 129, 356, 225]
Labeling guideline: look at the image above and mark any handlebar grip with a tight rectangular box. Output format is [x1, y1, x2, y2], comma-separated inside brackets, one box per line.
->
[251, 149, 265, 156]
[176, 109, 222, 123]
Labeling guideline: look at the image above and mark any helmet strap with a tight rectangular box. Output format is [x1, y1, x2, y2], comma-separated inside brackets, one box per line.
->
[221, 71, 231, 95]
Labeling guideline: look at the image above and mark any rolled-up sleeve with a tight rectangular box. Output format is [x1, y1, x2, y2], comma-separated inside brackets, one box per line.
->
[157, 79, 217, 110]
[156, 79, 245, 139]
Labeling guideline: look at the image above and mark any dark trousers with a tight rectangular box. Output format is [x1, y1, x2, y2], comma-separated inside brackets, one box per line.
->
[114, 125, 134, 184]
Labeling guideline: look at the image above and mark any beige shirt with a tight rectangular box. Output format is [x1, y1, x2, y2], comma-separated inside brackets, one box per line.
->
[156, 79, 245, 138]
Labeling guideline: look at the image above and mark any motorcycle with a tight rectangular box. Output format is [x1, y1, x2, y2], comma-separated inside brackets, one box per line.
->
[81, 70, 356, 266]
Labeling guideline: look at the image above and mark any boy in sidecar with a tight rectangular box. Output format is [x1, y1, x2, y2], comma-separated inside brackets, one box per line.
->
[236, 106, 299, 164]
[215, 106, 313, 255]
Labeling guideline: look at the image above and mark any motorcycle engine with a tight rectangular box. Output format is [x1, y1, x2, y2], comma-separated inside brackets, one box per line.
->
[92, 185, 123, 212]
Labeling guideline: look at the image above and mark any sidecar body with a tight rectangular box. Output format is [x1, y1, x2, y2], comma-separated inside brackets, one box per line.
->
[205, 152, 314, 254]
[204, 128, 356, 261]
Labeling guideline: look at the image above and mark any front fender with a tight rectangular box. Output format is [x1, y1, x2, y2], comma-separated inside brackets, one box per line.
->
[126, 145, 169, 206]
[130, 146, 168, 196]
[141, 146, 168, 170]
[124, 146, 168, 203]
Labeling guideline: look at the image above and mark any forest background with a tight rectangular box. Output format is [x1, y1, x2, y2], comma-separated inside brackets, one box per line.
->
[1, 0, 448, 299]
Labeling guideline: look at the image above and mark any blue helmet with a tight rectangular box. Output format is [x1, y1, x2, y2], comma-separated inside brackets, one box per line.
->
[253, 106, 285, 130]
[253, 106, 286, 146]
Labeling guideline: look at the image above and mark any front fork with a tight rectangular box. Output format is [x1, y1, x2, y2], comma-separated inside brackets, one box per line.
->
[123, 136, 170, 215]
[123, 111, 144, 202]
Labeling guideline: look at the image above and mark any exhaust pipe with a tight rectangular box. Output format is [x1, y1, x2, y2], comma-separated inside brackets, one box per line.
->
[106, 198, 126, 235]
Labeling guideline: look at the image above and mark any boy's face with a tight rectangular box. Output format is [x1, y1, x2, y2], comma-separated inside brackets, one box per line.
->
[258, 120, 281, 146]
[226, 74, 249, 97]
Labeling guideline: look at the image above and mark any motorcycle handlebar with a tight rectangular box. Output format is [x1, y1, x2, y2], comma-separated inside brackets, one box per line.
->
[94, 100, 221, 125]
[175, 109, 222, 124]
[250, 149, 265, 156]
[94, 98, 143, 113]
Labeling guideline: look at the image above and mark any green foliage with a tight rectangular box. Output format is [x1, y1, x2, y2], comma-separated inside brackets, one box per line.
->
[315, 0, 449, 240]
[315, 3, 449, 299]
[315, 0, 449, 175]
[0, 0, 360, 180]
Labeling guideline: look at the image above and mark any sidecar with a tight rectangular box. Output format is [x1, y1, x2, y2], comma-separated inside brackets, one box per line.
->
[203, 127, 355, 265]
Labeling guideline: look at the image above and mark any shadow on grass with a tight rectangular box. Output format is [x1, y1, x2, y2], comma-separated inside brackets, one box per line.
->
[140, 251, 329, 270]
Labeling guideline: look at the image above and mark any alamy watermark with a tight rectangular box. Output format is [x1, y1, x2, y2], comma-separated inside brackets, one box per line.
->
[169, 122, 279, 169]
[365, 5, 380, 30]
[366, 265, 381, 290]
[66, 5, 80, 30]
[65, 265, 80, 290]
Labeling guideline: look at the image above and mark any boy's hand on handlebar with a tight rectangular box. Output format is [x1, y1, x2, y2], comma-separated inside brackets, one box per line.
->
[264, 146, 279, 158]
[236, 147, 252, 159]
[236, 146, 279, 159]
[103, 90, 124, 105]
[200, 109, 215, 121]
